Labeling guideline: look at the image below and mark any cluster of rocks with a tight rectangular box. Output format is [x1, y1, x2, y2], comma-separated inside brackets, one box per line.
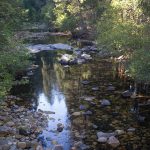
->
[58, 53, 92, 66]
[58, 45, 102, 66]
[97, 131, 120, 148]
[0, 99, 48, 150]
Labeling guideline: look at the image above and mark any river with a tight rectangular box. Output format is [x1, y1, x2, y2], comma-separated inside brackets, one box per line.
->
[17, 34, 150, 150]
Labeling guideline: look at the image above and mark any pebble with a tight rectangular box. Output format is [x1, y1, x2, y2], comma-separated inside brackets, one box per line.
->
[127, 127, 136, 132]
[17, 142, 26, 149]
[107, 136, 120, 148]
[98, 137, 107, 143]
[72, 112, 81, 116]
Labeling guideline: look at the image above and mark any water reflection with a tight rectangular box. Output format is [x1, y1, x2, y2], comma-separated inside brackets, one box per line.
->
[35, 51, 72, 149]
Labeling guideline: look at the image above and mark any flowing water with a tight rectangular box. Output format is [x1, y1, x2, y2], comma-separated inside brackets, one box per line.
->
[17, 35, 150, 150]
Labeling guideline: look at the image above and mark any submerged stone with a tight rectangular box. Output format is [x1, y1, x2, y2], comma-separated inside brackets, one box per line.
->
[92, 87, 99, 91]
[81, 80, 90, 85]
[98, 137, 107, 143]
[107, 85, 115, 91]
[79, 105, 86, 110]
[122, 90, 132, 98]
[83, 110, 92, 115]
[101, 99, 111, 106]
[72, 112, 82, 116]
[82, 96, 95, 101]
[107, 136, 120, 148]
[97, 131, 116, 139]
[17, 142, 27, 149]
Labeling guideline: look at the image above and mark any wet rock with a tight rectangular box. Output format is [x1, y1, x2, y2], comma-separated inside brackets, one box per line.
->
[97, 131, 116, 139]
[53, 145, 63, 150]
[82, 96, 95, 102]
[15, 134, 22, 139]
[59, 54, 76, 65]
[92, 87, 99, 91]
[83, 110, 92, 115]
[127, 127, 136, 132]
[72, 118, 84, 125]
[92, 124, 98, 129]
[107, 85, 115, 91]
[71, 147, 77, 150]
[98, 137, 107, 143]
[17, 142, 26, 149]
[79, 105, 86, 110]
[81, 80, 90, 85]
[72, 112, 82, 116]
[81, 53, 92, 60]
[27, 43, 72, 53]
[122, 90, 132, 98]
[138, 115, 146, 123]
[101, 99, 111, 106]
[57, 123, 64, 132]
[52, 43, 72, 50]
[77, 58, 86, 64]
[115, 129, 125, 135]
[107, 136, 120, 148]
[6, 121, 15, 127]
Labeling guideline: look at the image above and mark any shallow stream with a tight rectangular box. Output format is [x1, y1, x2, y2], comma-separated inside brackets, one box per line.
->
[19, 35, 150, 149]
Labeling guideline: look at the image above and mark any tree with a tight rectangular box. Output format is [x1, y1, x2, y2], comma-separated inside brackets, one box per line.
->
[96, 0, 150, 82]
[0, 0, 30, 97]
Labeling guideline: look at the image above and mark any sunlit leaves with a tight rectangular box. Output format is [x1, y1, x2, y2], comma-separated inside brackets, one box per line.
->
[97, 0, 150, 81]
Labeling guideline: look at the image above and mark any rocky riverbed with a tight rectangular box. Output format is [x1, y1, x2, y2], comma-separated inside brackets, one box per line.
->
[0, 96, 48, 150]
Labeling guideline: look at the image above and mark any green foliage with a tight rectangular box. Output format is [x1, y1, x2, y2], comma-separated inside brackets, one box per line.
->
[60, 15, 79, 31]
[0, 0, 30, 97]
[96, 0, 150, 81]
[41, 1, 55, 24]
[129, 49, 150, 81]
[23, 0, 47, 21]
[0, 46, 30, 97]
